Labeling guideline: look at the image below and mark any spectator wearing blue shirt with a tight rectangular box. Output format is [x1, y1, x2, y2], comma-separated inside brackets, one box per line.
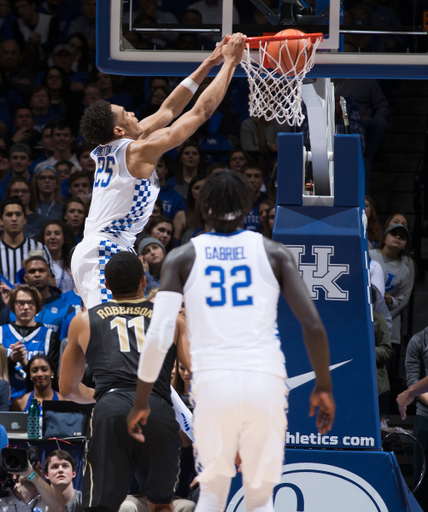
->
[0, 256, 74, 337]
[156, 155, 186, 241]
[0, 283, 60, 402]
[243, 164, 269, 232]
[10, 106, 38, 148]
[30, 86, 61, 135]
[0, 143, 33, 199]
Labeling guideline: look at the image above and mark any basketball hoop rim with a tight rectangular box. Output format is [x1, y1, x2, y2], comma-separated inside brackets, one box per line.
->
[245, 32, 324, 44]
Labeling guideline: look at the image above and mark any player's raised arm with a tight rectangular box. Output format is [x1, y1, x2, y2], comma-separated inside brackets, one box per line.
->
[128, 33, 246, 176]
[397, 375, 428, 419]
[137, 38, 227, 139]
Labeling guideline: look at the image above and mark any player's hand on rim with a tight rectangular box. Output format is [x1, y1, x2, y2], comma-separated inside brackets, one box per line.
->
[223, 33, 246, 65]
[309, 388, 335, 435]
[127, 405, 151, 443]
[209, 36, 228, 67]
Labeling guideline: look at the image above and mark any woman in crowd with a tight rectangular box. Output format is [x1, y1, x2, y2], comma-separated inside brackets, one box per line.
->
[138, 86, 169, 120]
[168, 140, 204, 199]
[68, 32, 93, 74]
[137, 237, 166, 298]
[181, 174, 205, 245]
[42, 66, 70, 119]
[0, 345, 9, 411]
[258, 199, 275, 234]
[365, 195, 382, 249]
[62, 198, 86, 243]
[227, 149, 251, 172]
[11, 355, 65, 411]
[33, 165, 63, 220]
[38, 220, 75, 293]
[369, 212, 416, 414]
[6, 177, 45, 238]
[143, 215, 175, 253]
[263, 205, 276, 239]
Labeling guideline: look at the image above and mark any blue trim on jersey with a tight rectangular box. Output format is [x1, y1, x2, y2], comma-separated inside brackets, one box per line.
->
[101, 178, 151, 238]
[202, 230, 246, 237]
[98, 239, 121, 303]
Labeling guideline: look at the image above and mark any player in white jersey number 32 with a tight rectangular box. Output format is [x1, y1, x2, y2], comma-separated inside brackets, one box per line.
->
[72, 34, 247, 308]
[127, 170, 336, 512]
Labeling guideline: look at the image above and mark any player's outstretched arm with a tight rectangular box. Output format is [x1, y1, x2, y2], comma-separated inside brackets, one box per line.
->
[264, 239, 335, 433]
[397, 375, 428, 419]
[137, 38, 227, 139]
[129, 34, 246, 173]
[59, 313, 95, 404]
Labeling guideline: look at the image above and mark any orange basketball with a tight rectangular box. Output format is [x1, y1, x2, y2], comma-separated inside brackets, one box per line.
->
[266, 29, 312, 76]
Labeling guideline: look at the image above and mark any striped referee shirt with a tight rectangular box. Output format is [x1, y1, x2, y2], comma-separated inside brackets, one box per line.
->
[0, 238, 44, 283]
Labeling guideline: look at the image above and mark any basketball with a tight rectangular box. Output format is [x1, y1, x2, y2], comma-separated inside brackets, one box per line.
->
[266, 29, 313, 76]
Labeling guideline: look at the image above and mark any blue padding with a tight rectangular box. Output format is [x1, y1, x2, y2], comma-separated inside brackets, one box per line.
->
[334, 134, 365, 207]
[277, 133, 303, 206]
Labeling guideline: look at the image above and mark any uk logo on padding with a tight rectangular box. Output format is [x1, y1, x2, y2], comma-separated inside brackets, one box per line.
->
[287, 245, 350, 301]
[226, 463, 388, 512]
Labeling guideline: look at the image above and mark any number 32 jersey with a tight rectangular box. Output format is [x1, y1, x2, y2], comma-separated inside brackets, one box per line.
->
[184, 230, 286, 378]
[85, 138, 160, 248]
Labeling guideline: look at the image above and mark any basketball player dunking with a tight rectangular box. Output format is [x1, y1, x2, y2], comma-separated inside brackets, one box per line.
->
[72, 34, 246, 309]
[128, 170, 336, 512]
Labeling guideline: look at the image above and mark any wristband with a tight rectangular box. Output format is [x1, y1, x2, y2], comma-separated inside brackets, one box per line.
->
[180, 78, 198, 95]
[27, 470, 37, 481]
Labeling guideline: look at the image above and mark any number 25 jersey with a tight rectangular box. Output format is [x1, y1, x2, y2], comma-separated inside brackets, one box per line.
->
[184, 230, 286, 378]
[85, 138, 160, 248]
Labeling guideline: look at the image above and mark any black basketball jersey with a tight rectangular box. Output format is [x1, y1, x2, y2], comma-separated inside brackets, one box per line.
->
[86, 299, 176, 404]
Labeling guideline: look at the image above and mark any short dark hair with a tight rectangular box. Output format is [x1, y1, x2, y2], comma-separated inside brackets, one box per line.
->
[68, 170, 91, 188]
[14, 106, 33, 119]
[77, 142, 96, 159]
[44, 450, 76, 475]
[0, 197, 26, 218]
[241, 162, 266, 177]
[198, 170, 253, 233]
[51, 120, 73, 135]
[80, 100, 116, 145]
[62, 197, 87, 220]
[9, 284, 43, 314]
[25, 255, 50, 271]
[105, 252, 143, 296]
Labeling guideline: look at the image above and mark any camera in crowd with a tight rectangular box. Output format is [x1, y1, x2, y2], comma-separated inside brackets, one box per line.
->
[1, 445, 39, 472]
[0, 445, 39, 497]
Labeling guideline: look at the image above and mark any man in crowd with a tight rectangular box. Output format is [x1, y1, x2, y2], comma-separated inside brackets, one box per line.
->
[35, 120, 81, 171]
[0, 198, 43, 283]
[243, 164, 269, 232]
[11, 106, 37, 147]
[60, 251, 190, 512]
[44, 450, 82, 512]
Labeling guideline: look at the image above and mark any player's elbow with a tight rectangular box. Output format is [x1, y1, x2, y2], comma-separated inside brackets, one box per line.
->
[59, 376, 76, 400]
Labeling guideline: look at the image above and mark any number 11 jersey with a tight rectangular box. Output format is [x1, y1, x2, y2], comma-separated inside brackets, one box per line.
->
[85, 138, 160, 249]
[184, 230, 286, 378]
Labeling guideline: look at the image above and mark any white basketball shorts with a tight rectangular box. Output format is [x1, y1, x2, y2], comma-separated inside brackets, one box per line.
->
[71, 236, 127, 309]
[191, 369, 288, 489]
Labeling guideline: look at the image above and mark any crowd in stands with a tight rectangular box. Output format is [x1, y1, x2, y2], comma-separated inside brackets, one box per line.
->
[0, 0, 421, 510]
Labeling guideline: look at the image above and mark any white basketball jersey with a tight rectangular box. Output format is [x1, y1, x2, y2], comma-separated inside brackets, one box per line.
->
[184, 230, 286, 378]
[84, 138, 160, 248]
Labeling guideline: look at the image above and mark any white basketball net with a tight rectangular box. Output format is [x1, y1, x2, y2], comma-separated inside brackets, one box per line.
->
[240, 36, 322, 126]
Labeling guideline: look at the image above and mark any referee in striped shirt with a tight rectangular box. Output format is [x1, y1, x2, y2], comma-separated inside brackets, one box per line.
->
[0, 197, 45, 284]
